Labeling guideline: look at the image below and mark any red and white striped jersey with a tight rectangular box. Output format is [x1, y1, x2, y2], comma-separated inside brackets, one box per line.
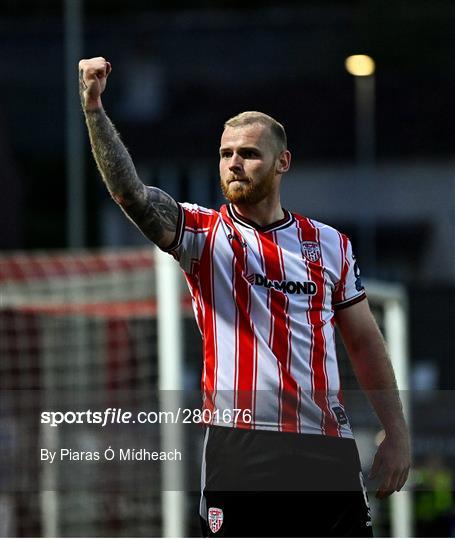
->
[163, 202, 366, 438]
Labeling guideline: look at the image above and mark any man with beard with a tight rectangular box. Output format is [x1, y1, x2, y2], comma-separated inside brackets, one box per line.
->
[79, 57, 411, 537]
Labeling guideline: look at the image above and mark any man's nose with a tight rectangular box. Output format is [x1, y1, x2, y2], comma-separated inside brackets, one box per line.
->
[228, 153, 243, 172]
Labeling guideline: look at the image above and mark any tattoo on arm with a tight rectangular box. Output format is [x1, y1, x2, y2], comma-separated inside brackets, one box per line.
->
[83, 108, 178, 247]
[121, 187, 180, 247]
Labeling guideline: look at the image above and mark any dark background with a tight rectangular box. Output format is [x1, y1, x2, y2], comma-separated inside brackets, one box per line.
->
[1, 0, 454, 248]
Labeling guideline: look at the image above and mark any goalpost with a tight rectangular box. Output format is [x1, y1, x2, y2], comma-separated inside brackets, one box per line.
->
[155, 247, 185, 538]
[0, 249, 412, 537]
[363, 280, 413, 538]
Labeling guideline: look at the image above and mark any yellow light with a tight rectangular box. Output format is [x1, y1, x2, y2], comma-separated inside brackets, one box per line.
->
[345, 55, 375, 76]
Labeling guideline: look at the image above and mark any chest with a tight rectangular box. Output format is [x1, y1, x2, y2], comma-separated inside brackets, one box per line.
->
[211, 222, 340, 302]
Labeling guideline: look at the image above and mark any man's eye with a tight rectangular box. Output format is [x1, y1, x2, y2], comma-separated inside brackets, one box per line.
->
[221, 152, 232, 158]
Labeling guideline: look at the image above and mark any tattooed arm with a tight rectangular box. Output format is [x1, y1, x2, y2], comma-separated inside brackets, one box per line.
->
[78, 57, 179, 249]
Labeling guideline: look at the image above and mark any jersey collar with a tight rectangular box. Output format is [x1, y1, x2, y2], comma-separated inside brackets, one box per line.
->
[227, 204, 294, 232]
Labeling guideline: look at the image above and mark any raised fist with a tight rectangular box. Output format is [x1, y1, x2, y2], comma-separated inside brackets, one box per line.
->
[78, 57, 112, 111]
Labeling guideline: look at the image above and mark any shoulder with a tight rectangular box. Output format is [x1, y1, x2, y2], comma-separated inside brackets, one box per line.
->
[291, 212, 346, 240]
[178, 202, 220, 231]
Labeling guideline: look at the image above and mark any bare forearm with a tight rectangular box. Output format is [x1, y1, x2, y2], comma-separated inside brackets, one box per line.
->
[336, 300, 411, 497]
[83, 109, 178, 246]
[336, 300, 408, 436]
[350, 327, 412, 497]
[350, 335, 407, 435]
[78, 58, 179, 248]
[83, 108, 143, 203]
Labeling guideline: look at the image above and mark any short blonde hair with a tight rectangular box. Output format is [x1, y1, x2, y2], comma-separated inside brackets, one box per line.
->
[224, 111, 287, 153]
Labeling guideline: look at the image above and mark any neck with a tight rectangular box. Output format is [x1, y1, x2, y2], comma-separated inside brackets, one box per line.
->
[232, 197, 284, 227]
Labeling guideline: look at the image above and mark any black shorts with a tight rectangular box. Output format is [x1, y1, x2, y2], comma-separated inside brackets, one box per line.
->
[200, 426, 373, 537]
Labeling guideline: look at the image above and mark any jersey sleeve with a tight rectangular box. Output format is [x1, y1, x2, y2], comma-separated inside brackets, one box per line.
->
[159, 202, 216, 274]
[332, 235, 366, 310]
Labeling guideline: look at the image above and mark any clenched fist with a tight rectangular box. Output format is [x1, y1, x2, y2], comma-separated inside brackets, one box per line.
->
[79, 57, 112, 111]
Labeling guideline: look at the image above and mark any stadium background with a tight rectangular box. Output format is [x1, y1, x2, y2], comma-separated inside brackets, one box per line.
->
[0, 0, 454, 537]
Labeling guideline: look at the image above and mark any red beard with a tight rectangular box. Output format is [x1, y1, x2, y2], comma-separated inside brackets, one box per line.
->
[220, 165, 275, 205]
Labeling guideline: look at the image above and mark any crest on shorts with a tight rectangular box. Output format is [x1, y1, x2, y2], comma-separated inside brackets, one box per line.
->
[301, 241, 321, 262]
[208, 507, 224, 533]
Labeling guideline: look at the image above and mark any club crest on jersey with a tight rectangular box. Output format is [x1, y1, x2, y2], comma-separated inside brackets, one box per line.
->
[301, 241, 321, 262]
[208, 507, 224, 533]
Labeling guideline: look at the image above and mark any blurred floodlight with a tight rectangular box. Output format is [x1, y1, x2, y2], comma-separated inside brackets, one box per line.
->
[345, 55, 375, 76]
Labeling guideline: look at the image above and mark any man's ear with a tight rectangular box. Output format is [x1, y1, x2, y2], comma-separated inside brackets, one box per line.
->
[276, 150, 291, 174]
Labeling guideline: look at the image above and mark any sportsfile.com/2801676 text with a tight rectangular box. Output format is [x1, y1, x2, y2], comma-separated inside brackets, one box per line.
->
[40, 408, 253, 427]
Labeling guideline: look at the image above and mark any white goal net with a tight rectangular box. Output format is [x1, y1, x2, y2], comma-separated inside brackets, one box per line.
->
[0, 249, 411, 537]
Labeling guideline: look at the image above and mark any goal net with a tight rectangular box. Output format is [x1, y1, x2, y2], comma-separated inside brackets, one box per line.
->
[0, 249, 410, 537]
